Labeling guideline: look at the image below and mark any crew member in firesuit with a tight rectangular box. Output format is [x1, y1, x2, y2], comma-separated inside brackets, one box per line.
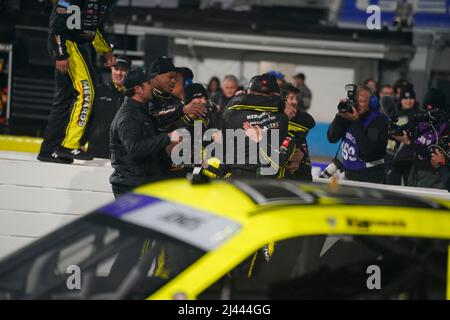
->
[38, 0, 116, 163]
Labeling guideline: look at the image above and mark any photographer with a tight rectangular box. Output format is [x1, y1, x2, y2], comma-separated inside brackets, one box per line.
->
[400, 88, 449, 189]
[327, 85, 388, 183]
[386, 85, 419, 185]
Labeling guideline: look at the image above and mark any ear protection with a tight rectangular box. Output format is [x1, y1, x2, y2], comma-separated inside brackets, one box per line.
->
[370, 94, 378, 110]
[360, 85, 378, 110]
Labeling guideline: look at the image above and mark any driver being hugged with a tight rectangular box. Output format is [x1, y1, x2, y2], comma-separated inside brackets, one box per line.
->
[327, 85, 388, 183]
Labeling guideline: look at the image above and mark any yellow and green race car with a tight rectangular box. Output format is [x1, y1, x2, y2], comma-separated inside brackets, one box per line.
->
[0, 178, 449, 300]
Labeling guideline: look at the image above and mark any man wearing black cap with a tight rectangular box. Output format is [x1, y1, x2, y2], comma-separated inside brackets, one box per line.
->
[83, 56, 131, 159]
[221, 73, 290, 178]
[109, 67, 180, 198]
[149, 57, 206, 132]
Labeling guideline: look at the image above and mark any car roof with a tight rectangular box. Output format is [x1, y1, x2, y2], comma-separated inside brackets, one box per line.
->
[95, 178, 450, 252]
[132, 178, 450, 220]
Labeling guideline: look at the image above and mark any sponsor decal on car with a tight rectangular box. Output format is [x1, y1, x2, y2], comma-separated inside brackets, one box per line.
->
[97, 193, 242, 251]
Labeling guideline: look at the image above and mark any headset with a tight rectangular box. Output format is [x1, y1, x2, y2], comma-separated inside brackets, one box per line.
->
[358, 85, 378, 110]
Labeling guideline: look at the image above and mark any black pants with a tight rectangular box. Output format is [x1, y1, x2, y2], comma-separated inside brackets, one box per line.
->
[111, 183, 135, 199]
[386, 160, 412, 186]
[345, 165, 386, 184]
[39, 39, 96, 156]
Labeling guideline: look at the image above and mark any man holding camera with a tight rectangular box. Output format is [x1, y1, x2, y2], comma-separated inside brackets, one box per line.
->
[327, 85, 388, 183]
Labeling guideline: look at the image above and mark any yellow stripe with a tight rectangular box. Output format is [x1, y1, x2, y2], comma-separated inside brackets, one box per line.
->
[447, 245, 450, 300]
[62, 41, 95, 149]
[288, 123, 308, 133]
[259, 147, 279, 170]
[228, 105, 278, 112]
[288, 121, 309, 131]
[247, 252, 258, 278]
[92, 29, 112, 53]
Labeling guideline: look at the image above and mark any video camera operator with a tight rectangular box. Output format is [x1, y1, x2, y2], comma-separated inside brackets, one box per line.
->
[396, 88, 449, 189]
[327, 85, 388, 183]
[384, 85, 420, 185]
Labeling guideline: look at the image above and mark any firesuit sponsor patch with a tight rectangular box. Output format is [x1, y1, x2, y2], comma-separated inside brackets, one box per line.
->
[78, 80, 91, 127]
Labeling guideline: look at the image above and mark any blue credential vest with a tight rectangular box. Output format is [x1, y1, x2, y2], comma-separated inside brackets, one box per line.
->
[341, 111, 383, 170]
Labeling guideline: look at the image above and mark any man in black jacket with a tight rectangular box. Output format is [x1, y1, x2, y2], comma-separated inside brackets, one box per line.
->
[109, 68, 180, 198]
[38, 0, 116, 163]
[221, 73, 289, 178]
[149, 57, 206, 133]
[280, 84, 316, 181]
[84, 56, 130, 158]
[327, 85, 388, 183]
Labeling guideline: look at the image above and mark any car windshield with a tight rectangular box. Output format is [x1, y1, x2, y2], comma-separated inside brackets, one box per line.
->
[200, 234, 450, 300]
[0, 213, 205, 300]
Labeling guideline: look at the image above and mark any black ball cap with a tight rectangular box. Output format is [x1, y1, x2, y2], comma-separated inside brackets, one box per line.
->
[148, 56, 176, 75]
[184, 83, 208, 104]
[112, 56, 131, 70]
[248, 73, 280, 94]
[123, 67, 156, 91]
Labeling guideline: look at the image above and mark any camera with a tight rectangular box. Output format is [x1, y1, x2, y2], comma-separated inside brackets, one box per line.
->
[337, 84, 357, 113]
[428, 135, 450, 159]
[319, 158, 344, 178]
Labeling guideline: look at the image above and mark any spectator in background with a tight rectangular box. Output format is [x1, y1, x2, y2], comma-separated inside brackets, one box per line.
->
[393, 79, 410, 102]
[364, 79, 379, 96]
[82, 56, 130, 159]
[293, 72, 312, 112]
[211, 74, 239, 112]
[267, 71, 287, 88]
[379, 84, 394, 98]
[207, 76, 221, 97]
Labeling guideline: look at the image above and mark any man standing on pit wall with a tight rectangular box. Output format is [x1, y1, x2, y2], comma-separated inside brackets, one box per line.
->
[38, 0, 116, 164]
[327, 85, 388, 184]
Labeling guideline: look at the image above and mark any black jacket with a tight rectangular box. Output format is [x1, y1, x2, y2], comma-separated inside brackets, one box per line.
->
[283, 111, 316, 181]
[150, 88, 185, 132]
[110, 97, 171, 187]
[48, 0, 112, 60]
[222, 94, 288, 176]
[391, 104, 421, 163]
[86, 82, 124, 158]
[327, 112, 388, 163]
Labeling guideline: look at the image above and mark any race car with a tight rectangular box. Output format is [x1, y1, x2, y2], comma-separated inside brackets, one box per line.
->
[0, 178, 449, 300]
